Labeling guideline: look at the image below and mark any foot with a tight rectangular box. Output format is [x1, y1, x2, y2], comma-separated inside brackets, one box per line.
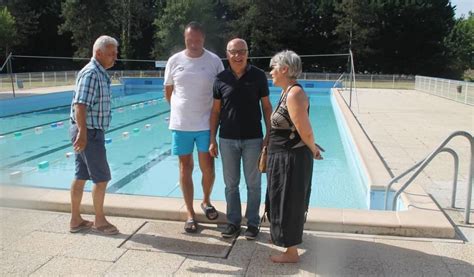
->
[69, 219, 93, 233]
[184, 218, 198, 233]
[70, 216, 88, 229]
[91, 223, 119, 235]
[221, 224, 241, 238]
[93, 219, 119, 235]
[244, 225, 259, 240]
[270, 251, 300, 263]
[200, 202, 219, 220]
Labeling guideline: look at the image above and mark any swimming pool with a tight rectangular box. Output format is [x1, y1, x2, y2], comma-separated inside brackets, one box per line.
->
[0, 79, 371, 209]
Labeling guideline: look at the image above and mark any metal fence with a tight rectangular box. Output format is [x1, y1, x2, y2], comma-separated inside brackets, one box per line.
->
[0, 70, 165, 92]
[0, 70, 415, 94]
[415, 75, 473, 105]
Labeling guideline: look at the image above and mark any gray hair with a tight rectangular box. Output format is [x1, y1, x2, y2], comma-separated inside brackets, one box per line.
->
[269, 50, 302, 79]
[93, 35, 118, 57]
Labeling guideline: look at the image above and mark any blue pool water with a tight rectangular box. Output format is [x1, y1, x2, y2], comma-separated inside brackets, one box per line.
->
[0, 79, 371, 209]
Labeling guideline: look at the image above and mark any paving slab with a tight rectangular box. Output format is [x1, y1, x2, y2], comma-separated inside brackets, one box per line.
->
[246, 232, 318, 276]
[0, 250, 52, 276]
[106, 249, 185, 276]
[123, 221, 236, 258]
[0, 208, 60, 248]
[61, 233, 127, 262]
[30, 256, 112, 276]
[312, 235, 384, 276]
[375, 238, 452, 276]
[175, 233, 263, 276]
[4, 231, 76, 256]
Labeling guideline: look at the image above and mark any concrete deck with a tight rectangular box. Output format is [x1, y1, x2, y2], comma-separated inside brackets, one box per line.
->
[1, 87, 473, 275]
[1, 207, 473, 276]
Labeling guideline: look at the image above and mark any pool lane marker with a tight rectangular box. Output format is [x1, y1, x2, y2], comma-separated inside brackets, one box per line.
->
[0, 96, 165, 137]
[4, 109, 169, 169]
[107, 149, 172, 193]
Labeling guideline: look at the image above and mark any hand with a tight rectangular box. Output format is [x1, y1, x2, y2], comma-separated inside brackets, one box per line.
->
[209, 141, 218, 158]
[263, 135, 269, 147]
[73, 131, 87, 153]
[312, 148, 323, 160]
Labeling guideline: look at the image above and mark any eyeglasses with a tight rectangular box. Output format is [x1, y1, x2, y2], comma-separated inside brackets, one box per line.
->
[227, 49, 248, 55]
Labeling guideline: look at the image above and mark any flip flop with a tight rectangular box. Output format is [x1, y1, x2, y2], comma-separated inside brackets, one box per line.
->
[200, 203, 219, 220]
[184, 219, 198, 233]
[69, 220, 93, 233]
[91, 224, 119, 235]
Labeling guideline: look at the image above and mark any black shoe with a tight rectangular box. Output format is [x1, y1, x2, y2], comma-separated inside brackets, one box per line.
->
[221, 224, 241, 238]
[244, 225, 259, 240]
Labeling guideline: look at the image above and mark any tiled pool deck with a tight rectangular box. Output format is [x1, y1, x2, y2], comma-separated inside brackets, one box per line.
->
[1, 87, 473, 275]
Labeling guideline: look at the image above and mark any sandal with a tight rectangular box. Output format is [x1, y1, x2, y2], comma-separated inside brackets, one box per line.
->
[91, 224, 119, 235]
[69, 220, 93, 233]
[184, 219, 198, 233]
[200, 203, 219, 220]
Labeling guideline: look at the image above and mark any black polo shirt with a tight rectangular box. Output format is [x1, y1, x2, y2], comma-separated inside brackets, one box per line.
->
[213, 65, 269, 139]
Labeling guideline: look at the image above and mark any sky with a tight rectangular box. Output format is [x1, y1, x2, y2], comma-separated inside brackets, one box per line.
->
[450, 0, 473, 18]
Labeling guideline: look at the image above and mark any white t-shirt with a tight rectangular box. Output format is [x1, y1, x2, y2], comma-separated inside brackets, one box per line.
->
[164, 49, 224, 131]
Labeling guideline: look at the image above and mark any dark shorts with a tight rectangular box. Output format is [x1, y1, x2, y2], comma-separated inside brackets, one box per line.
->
[69, 125, 111, 183]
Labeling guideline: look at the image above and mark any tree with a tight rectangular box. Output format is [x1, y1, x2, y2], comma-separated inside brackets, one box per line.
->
[0, 6, 16, 57]
[152, 0, 224, 59]
[109, 0, 160, 60]
[334, 0, 381, 72]
[224, 0, 340, 71]
[444, 12, 474, 79]
[59, 0, 117, 58]
[2, 0, 40, 55]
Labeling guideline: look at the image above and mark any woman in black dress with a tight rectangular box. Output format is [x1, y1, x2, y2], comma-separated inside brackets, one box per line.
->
[266, 50, 322, 263]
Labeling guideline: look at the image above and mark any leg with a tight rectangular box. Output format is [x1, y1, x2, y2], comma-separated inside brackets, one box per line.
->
[242, 139, 263, 228]
[172, 130, 197, 222]
[92, 181, 109, 226]
[179, 154, 195, 220]
[195, 130, 215, 208]
[70, 179, 87, 227]
[270, 246, 300, 263]
[219, 138, 243, 226]
[198, 151, 214, 207]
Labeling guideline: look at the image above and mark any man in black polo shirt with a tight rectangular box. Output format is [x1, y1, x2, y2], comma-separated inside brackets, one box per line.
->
[210, 38, 272, 239]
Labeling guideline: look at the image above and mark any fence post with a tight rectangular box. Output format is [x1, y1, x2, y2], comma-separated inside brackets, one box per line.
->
[392, 75, 395, 88]
[448, 80, 451, 99]
[465, 82, 469, 104]
[370, 75, 373, 88]
[29, 73, 32, 88]
[42, 72, 45, 84]
[54, 72, 57, 86]
[65, 71, 68, 84]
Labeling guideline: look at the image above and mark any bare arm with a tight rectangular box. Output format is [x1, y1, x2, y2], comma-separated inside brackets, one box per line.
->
[164, 85, 173, 103]
[260, 96, 272, 146]
[286, 87, 321, 159]
[73, 103, 87, 152]
[209, 99, 221, 158]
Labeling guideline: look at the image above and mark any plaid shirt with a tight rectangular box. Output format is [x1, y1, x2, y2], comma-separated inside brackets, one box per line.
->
[70, 58, 112, 130]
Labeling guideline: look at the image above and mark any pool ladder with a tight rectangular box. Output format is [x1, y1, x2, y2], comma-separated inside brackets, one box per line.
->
[384, 130, 474, 224]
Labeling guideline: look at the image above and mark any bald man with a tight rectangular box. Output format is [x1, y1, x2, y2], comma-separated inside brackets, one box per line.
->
[210, 38, 272, 239]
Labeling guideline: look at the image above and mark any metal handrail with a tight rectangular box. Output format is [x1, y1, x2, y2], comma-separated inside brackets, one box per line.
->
[0, 52, 12, 72]
[385, 131, 473, 224]
[385, 147, 458, 208]
[333, 72, 345, 88]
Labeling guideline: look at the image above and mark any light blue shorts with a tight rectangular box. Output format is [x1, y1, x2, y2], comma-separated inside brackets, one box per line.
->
[171, 130, 210, 156]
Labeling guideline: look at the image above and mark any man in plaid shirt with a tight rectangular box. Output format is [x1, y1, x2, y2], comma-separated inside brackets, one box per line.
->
[69, 35, 119, 235]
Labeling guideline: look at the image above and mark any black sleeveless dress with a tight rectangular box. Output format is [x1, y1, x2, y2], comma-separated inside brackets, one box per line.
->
[265, 84, 314, 247]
